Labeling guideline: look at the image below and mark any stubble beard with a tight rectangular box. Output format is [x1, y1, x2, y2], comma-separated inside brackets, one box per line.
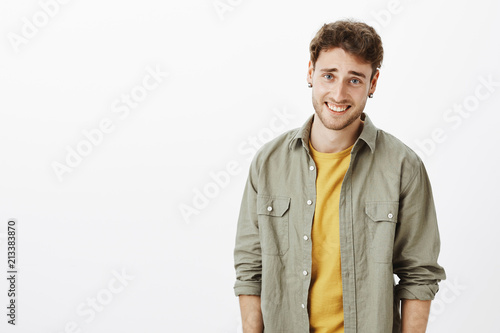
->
[312, 96, 365, 131]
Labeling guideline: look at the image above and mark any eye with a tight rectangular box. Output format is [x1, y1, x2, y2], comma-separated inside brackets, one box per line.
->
[350, 78, 361, 84]
[323, 74, 333, 80]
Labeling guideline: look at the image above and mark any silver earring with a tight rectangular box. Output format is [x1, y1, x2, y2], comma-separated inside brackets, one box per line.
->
[368, 93, 373, 98]
[308, 83, 312, 88]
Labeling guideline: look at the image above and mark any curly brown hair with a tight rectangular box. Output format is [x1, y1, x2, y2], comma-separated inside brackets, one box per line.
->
[309, 20, 384, 79]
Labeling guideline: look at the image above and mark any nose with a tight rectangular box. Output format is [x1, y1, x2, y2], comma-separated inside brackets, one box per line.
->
[331, 81, 348, 102]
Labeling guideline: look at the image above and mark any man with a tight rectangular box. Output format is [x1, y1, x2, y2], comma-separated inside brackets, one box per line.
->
[233, 20, 446, 333]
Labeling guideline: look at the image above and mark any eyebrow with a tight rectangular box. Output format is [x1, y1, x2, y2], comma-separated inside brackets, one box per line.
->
[320, 68, 367, 79]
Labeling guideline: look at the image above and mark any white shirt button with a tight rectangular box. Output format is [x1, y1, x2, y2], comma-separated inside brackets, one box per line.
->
[307, 200, 312, 205]
[303, 235, 309, 241]
[303, 270, 308, 276]
[267, 206, 273, 212]
[301, 304, 305, 309]
[388, 213, 393, 218]
[309, 165, 315, 171]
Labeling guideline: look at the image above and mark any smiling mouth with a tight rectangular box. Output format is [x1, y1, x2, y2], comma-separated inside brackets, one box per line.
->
[325, 102, 351, 112]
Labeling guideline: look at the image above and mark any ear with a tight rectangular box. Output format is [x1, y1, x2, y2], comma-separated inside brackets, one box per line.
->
[369, 69, 380, 95]
[307, 60, 314, 85]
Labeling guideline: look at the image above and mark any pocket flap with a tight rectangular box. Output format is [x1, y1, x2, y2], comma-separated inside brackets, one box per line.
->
[257, 195, 290, 217]
[365, 201, 399, 222]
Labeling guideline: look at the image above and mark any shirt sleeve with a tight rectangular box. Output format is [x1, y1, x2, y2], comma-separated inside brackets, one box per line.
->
[233, 157, 262, 296]
[393, 158, 446, 301]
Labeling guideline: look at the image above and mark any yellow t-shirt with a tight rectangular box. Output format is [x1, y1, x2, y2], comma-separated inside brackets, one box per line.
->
[307, 140, 353, 333]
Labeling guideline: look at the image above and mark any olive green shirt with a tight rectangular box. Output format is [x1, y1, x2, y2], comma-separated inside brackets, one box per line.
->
[233, 112, 446, 333]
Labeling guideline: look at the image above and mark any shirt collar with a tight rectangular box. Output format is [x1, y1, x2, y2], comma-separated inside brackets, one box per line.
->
[288, 112, 378, 153]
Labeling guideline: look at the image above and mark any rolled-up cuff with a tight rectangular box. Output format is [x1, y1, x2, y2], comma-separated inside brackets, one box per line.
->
[395, 283, 439, 301]
[234, 280, 261, 297]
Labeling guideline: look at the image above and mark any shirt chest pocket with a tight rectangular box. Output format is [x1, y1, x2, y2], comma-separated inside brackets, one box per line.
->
[365, 202, 399, 264]
[257, 195, 290, 256]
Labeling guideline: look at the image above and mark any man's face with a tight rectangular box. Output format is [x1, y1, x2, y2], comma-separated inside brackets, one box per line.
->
[307, 47, 379, 131]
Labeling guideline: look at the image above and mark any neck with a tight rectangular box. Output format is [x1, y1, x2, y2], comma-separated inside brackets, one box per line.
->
[310, 115, 364, 153]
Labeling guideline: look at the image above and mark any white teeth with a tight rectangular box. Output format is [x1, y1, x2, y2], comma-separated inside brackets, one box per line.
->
[327, 103, 349, 112]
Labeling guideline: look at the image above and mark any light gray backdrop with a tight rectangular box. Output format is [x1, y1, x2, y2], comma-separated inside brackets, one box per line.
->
[1, 0, 499, 332]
